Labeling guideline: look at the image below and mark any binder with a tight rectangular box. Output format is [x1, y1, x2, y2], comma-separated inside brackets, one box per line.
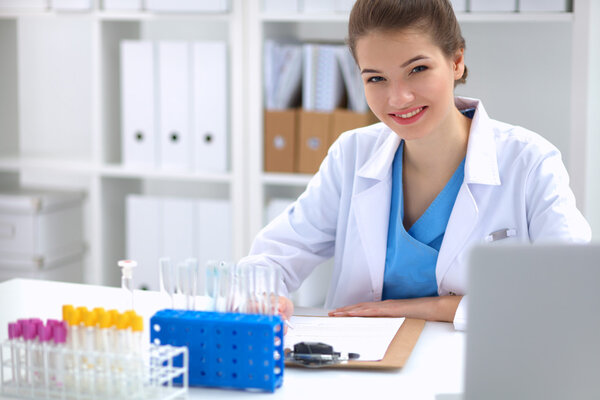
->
[192, 41, 228, 173]
[0, 0, 47, 8]
[296, 110, 331, 174]
[449, 0, 467, 12]
[301, 0, 335, 13]
[263, 0, 299, 13]
[264, 40, 303, 110]
[162, 197, 195, 270]
[103, 0, 141, 10]
[196, 199, 232, 263]
[126, 195, 161, 291]
[334, 0, 355, 13]
[335, 46, 368, 113]
[302, 44, 345, 112]
[146, 0, 229, 12]
[264, 109, 298, 173]
[518, 0, 567, 11]
[50, 0, 91, 10]
[469, 0, 515, 12]
[330, 108, 378, 147]
[158, 41, 193, 171]
[121, 41, 157, 169]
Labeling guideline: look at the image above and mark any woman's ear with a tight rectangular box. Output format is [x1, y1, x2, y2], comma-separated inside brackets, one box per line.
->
[453, 48, 465, 80]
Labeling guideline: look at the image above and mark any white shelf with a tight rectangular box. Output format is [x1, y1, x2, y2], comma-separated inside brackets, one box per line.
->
[262, 173, 311, 187]
[99, 164, 233, 183]
[0, 157, 94, 174]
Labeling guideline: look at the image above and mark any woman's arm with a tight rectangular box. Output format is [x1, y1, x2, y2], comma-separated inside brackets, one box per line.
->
[328, 295, 463, 322]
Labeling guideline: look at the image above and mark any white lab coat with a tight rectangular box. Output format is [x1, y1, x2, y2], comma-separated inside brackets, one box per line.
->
[247, 97, 591, 329]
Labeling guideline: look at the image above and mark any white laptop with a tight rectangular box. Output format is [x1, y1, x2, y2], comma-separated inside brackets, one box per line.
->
[439, 243, 600, 400]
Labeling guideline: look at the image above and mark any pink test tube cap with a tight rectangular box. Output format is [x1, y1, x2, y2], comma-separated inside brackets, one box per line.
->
[8, 323, 20, 340]
[22, 322, 37, 341]
[38, 324, 53, 342]
[47, 319, 61, 327]
[52, 322, 67, 344]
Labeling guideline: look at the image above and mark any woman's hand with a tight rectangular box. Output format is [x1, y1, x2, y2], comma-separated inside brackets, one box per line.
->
[277, 296, 294, 334]
[328, 295, 462, 323]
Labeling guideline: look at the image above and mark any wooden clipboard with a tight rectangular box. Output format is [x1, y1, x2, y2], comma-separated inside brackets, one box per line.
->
[284, 318, 425, 370]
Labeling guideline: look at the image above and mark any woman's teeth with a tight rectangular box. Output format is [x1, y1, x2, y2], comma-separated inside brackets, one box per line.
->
[396, 107, 423, 119]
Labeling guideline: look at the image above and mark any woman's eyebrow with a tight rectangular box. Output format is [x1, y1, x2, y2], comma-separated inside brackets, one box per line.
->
[361, 55, 430, 74]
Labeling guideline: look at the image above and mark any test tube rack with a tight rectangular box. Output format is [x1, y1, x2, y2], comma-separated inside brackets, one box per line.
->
[150, 309, 284, 392]
[0, 342, 188, 400]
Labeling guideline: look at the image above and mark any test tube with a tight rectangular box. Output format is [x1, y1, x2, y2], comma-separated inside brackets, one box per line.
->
[38, 324, 52, 392]
[51, 322, 67, 391]
[159, 258, 175, 309]
[7, 323, 21, 387]
[118, 259, 137, 310]
[185, 258, 199, 310]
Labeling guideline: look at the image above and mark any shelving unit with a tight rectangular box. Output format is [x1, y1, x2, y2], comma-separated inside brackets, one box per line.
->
[0, 1, 247, 286]
[0, 0, 598, 289]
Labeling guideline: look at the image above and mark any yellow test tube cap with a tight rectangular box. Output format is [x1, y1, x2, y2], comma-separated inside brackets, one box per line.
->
[76, 306, 88, 323]
[98, 310, 111, 329]
[116, 313, 130, 330]
[92, 307, 105, 319]
[62, 305, 74, 321]
[107, 309, 119, 327]
[131, 315, 144, 332]
[83, 311, 96, 328]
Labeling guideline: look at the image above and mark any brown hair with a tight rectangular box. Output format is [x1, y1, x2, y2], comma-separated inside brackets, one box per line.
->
[348, 0, 468, 85]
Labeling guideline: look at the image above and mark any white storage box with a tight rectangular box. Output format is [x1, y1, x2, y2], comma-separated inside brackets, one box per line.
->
[0, 0, 47, 9]
[50, 0, 91, 10]
[103, 0, 141, 11]
[145, 0, 230, 13]
[263, 0, 299, 13]
[518, 0, 568, 12]
[469, 0, 516, 12]
[0, 188, 85, 262]
[0, 251, 84, 283]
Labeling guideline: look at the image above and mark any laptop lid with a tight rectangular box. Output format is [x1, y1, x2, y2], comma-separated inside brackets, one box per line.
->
[464, 243, 600, 400]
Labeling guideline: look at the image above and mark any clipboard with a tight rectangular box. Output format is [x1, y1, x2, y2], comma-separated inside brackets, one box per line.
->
[284, 318, 425, 370]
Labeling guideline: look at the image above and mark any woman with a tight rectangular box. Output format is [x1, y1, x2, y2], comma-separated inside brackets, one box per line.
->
[246, 0, 591, 329]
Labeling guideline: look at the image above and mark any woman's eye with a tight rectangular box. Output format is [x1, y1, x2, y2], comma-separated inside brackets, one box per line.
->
[366, 76, 384, 83]
[411, 65, 427, 74]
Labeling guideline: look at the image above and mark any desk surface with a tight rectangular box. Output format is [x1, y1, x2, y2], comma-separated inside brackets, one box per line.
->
[0, 279, 465, 400]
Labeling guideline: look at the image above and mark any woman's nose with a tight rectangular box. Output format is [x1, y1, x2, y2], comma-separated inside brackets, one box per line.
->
[388, 81, 415, 108]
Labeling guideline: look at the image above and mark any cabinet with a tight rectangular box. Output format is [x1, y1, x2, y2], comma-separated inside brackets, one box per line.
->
[0, 1, 246, 286]
[0, 0, 598, 288]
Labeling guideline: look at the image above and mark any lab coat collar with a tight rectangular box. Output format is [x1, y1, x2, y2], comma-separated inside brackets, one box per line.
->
[356, 97, 501, 186]
[457, 97, 501, 186]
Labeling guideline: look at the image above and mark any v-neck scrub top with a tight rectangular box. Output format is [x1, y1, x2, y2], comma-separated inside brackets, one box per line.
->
[382, 140, 466, 300]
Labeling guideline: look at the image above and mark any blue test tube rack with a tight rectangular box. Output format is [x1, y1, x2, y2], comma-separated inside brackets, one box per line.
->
[150, 309, 284, 392]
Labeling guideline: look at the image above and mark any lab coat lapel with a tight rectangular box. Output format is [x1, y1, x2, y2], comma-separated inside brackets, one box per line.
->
[353, 131, 400, 296]
[437, 98, 501, 283]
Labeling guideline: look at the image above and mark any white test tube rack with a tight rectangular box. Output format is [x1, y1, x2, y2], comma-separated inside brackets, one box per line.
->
[0, 342, 188, 400]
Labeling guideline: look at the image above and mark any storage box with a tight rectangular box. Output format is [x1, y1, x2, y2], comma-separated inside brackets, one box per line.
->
[50, 0, 92, 10]
[330, 108, 378, 148]
[469, 0, 516, 12]
[296, 110, 331, 174]
[0, 188, 85, 263]
[263, 0, 299, 13]
[103, 0, 141, 11]
[0, 0, 47, 9]
[518, 0, 568, 12]
[146, 0, 230, 13]
[0, 250, 84, 283]
[264, 109, 298, 173]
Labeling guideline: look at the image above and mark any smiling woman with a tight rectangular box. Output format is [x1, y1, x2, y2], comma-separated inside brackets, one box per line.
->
[240, 0, 591, 330]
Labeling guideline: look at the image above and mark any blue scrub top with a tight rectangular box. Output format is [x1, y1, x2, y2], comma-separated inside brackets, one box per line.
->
[382, 110, 473, 300]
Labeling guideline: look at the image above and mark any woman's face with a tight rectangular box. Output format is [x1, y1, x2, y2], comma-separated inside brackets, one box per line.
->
[355, 29, 465, 142]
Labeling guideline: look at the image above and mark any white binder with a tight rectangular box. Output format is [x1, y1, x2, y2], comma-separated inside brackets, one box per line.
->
[519, 0, 567, 11]
[192, 41, 228, 173]
[0, 0, 47, 8]
[50, 0, 91, 10]
[196, 199, 232, 263]
[263, 0, 299, 13]
[126, 195, 161, 290]
[157, 41, 193, 171]
[121, 41, 157, 169]
[469, 0, 515, 12]
[103, 0, 141, 10]
[146, 0, 229, 12]
[303, 43, 345, 112]
[301, 0, 335, 13]
[162, 197, 195, 270]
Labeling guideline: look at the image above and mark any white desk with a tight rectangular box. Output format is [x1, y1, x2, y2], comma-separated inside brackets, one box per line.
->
[0, 279, 465, 400]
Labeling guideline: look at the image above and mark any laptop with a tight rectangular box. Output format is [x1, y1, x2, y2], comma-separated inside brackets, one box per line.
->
[439, 243, 600, 400]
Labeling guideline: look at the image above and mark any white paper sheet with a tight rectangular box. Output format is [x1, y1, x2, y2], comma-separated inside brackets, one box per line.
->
[284, 316, 405, 361]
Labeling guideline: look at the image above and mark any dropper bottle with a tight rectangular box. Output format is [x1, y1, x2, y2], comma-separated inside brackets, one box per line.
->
[118, 260, 137, 310]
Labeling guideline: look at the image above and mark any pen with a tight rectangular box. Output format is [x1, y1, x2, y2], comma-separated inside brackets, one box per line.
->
[284, 319, 294, 330]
